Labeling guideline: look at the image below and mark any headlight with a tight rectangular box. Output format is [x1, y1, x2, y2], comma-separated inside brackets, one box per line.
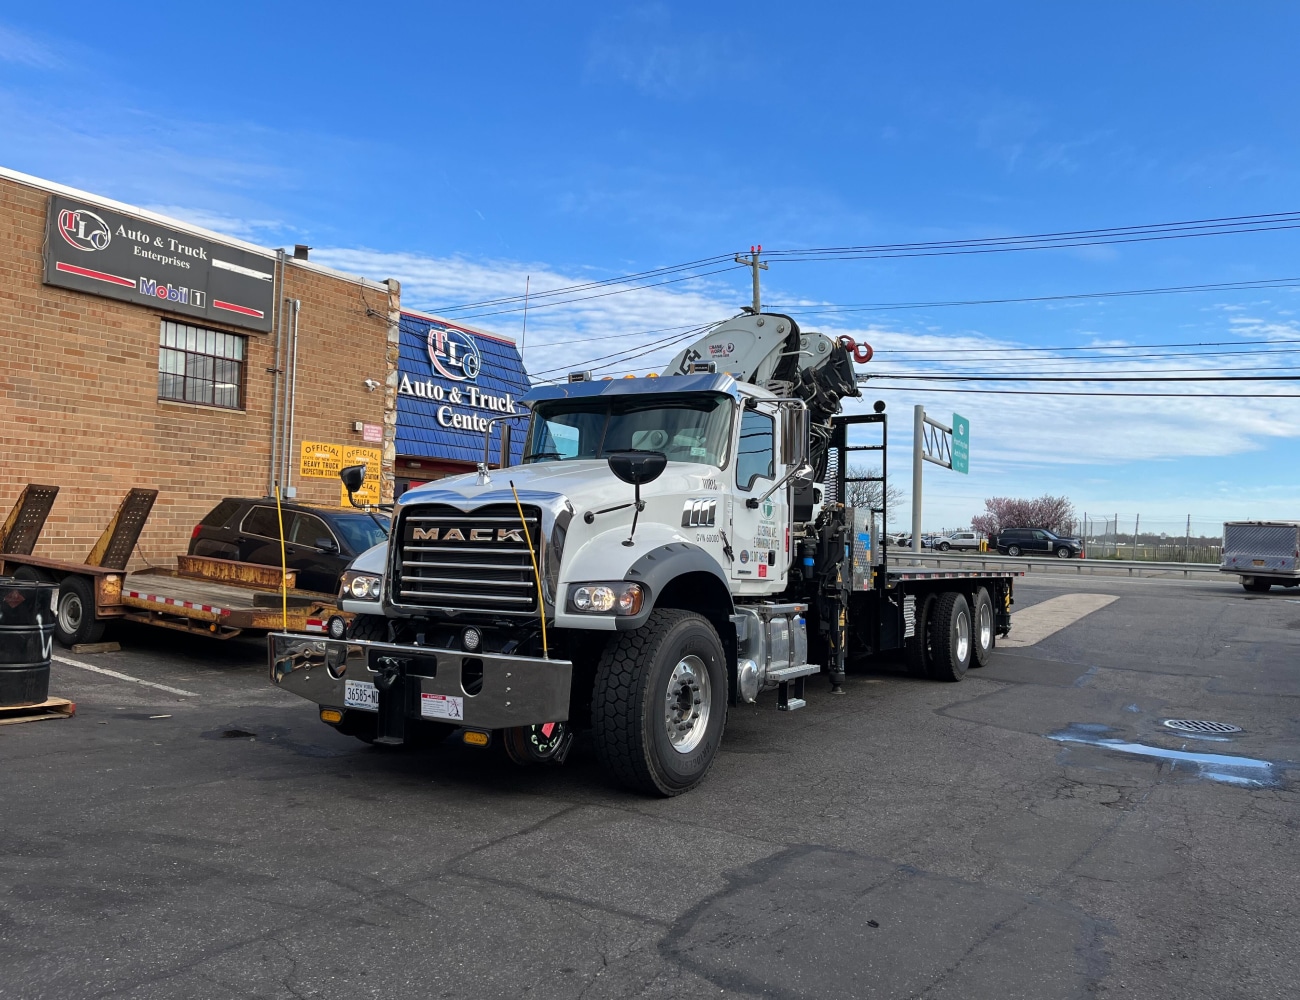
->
[567, 581, 644, 615]
[341, 571, 382, 601]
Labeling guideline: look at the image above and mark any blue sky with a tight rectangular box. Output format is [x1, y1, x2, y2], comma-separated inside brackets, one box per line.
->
[3, 3, 1299, 533]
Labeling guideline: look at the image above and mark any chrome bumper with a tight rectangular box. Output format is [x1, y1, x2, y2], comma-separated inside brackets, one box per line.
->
[267, 633, 573, 729]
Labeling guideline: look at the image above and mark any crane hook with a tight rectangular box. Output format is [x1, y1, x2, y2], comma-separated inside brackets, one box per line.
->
[838, 335, 874, 365]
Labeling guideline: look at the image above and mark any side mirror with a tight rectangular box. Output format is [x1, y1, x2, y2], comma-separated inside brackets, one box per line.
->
[315, 537, 339, 553]
[339, 464, 366, 494]
[606, 450, 667, 486]
[781, 407, 809, 467]
[500, 422, 513, 469]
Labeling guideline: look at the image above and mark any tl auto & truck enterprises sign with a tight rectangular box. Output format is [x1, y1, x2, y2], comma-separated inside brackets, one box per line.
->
[395, 312, 530, 465]
[43, 195, 275, 333]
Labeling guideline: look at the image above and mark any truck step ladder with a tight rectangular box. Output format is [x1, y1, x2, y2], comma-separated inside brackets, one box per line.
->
[771, 662, 820, 711]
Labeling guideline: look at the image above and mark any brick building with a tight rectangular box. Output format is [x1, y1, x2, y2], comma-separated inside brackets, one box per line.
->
[0, 167, 401, 568]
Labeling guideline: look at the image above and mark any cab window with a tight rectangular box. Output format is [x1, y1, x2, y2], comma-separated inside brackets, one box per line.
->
[736, 409, 774, 491]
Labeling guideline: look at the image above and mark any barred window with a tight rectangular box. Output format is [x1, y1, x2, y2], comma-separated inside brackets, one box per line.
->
[158, 321, 245, 409]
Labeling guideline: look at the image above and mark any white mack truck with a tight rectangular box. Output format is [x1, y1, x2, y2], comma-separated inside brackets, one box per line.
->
[268, 311, 1020, 795]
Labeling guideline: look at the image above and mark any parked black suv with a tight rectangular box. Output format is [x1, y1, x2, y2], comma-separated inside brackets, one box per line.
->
[189, 498, 389, 593]
[993, 527, 1084, 559]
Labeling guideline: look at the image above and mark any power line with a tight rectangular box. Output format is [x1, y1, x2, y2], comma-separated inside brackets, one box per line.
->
[427, 211, 1300, 320]
[873, 337, 1300, 355]
[861, 384, 1300, 398]
[868, 374, 1300, 382]
[770, 277, 1300, 316]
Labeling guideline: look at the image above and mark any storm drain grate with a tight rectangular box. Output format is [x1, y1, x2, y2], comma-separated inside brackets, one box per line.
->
[1162, 719, 1242, 735]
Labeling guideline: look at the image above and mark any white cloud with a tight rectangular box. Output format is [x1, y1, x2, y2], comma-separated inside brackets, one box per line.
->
[0, 23, 60, 69]
[313, 245, 1300, 483]
[585, 5, 733, 98]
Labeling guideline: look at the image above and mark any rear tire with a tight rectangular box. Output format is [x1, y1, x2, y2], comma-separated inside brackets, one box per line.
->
[928, 592, 972, 682]
[1006, 545, 1023, 557]
[1243, 579, 1272, 593]
[591, 609, 727, 796]
[904, 593, 936, 677]
[972, 588, 995, 668]
[54, 575, 106, 647]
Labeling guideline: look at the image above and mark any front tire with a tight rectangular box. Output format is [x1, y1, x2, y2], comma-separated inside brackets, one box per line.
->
[54, 575, 106, 647]
[928, 592, 973, 682]
[1006, 545, 1023, 557]
[348, 613, 388, 641]
[937, 542, 951, 551]
[1055, 546, 1072, 559]
[591, 609, 728, 796]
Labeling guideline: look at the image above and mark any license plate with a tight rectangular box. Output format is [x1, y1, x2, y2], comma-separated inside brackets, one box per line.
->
[344, 679, 379, 711]
[421, 693, 464, 721]
[1253, 560, 1266, 567]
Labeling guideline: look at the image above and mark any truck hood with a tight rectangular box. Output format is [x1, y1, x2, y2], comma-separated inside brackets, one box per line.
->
[398, 459, 715, 514]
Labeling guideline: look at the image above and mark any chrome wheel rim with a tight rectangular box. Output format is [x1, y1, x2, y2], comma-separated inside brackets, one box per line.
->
[1057, 547, 1070, 559]
[979, 602, 993, 650]
[58, 593, 83, 635]
[1008, 546, 1021, 557]
[665, 654, 711, 754]
[955, 610, 971, 663]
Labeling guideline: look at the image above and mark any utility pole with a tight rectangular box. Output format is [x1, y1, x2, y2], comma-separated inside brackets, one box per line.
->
[1133, 513, 1140, 559]
[1184, 514, 1192, 562]
[735, 245, 768, 315]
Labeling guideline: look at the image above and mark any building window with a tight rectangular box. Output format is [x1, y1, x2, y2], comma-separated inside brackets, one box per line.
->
[158, 320, 245, 409]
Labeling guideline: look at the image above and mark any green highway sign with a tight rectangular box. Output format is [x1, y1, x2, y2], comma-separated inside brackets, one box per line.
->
[951, 413, 970, 474]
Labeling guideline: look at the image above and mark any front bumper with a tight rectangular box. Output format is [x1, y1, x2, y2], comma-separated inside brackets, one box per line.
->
[267, 632, 573, 730]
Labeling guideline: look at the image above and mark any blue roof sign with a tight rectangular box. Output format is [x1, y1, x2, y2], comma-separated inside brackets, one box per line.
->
[395, 311, 531, 464]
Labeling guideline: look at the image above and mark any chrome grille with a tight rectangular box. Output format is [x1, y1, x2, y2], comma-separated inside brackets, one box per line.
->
[395, 503, 541, 615]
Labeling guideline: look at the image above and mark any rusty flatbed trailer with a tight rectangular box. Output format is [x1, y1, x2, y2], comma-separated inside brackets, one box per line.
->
[0, 484, 338, 646]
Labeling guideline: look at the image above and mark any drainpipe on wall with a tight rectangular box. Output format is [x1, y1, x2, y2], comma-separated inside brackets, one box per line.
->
[268, 249, 287, 496]
[281, 297, 301, 498]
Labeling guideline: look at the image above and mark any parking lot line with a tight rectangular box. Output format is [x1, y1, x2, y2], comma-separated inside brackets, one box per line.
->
[51, 655, 198, 697]
[1000, 593, 1119, 648]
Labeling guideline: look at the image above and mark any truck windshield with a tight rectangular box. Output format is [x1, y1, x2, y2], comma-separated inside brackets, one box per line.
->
[524, 393, 733, 467]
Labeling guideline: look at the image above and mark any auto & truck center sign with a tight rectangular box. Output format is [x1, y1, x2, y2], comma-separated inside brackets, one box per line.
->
[43, 195, 275, 332]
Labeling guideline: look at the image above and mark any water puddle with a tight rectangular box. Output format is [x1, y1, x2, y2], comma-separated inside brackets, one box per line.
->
[1048, 723, 1287, 788]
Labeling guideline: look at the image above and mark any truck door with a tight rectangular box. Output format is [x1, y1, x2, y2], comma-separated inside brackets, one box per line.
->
[729, 406, 787, 585]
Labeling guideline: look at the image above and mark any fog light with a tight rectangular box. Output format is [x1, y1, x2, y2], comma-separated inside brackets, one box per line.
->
[462, 626, 481, 652]
[327, 615, 348, 640]
[462, 730, 490, 747]
[320, 708, 343, 724]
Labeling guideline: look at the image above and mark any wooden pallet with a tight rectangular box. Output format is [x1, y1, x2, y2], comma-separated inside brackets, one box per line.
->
[0, 697, 76, 726]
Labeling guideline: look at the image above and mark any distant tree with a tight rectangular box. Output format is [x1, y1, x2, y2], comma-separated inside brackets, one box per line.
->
[845, 465, 904, 523]
[972, 495, 1076, 536]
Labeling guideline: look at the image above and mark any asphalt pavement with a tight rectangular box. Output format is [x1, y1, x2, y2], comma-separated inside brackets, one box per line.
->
[2, 574, 1298, 999]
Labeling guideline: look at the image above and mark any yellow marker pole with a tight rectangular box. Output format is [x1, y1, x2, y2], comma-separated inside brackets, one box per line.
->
[509, 479, 548, 659]
[274, 486, 288, 631]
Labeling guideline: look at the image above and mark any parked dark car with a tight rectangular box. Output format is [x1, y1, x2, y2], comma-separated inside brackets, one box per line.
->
[189, 497, 389, 593]
[993, 527, 1084, 559]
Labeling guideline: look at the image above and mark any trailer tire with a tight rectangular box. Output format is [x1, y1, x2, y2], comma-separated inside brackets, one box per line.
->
[904, 593, 935, 677]
[11, 565, 56, 584]
[971, 588, 994, 668]
[54, 575, 105, 647]
[928, 591, 972, 682]
[591, 608, 727, 797]
[1243, 579, 1272, 593]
